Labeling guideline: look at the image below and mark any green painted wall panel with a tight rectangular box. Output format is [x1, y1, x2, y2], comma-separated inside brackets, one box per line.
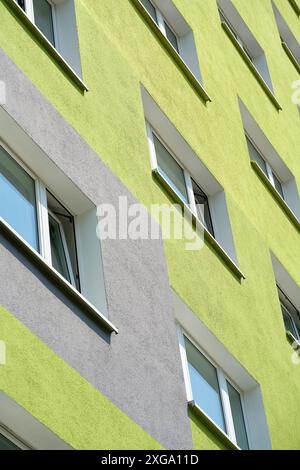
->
[0, 306, 162, 450]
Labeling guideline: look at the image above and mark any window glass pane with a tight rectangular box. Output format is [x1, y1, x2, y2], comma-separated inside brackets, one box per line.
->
[153, 134, 188, 203]
[164, 21, 179, 53]
[33, 0, 55, 46]
[0, 145, 39, 251]
[246, 137, 268, 175]
[140, 0, 157, 23]
[281, 306, 299, 339]
[272, 172, 284, 199]
[16, 0, 25, 11]
[278, 287, 300, 340]
[192, 179, 214, 236]
[48, 214, 71, 283]
[185, 337, 226, 432]
[227, 381, 249, 450]
[0, 433, 20, 450]
[47, 191, 80, 290]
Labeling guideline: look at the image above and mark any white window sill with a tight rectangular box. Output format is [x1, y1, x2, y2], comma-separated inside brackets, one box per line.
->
[131, 0, 211, 103]
[221, 22, 282, 111]
[153, 168, 245, 281]
[0, 216, 118, 334]
[251, 161, 300, 233]
[188, 401, 240, 450]
[5, 0, 89, 93]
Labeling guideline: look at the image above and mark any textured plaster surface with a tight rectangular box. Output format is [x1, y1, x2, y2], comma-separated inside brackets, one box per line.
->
[0, 305, 163, 450]
[0, 48, 192, 449]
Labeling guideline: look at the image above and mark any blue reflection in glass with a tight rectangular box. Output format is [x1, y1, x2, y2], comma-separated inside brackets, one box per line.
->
[185, 337, 226, 432]
[0, 145, 39, 251]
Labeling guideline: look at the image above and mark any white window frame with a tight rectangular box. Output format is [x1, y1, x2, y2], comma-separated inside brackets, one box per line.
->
[47, 208, 77, 287]
[271, 254, 300, 347]
[137, 0, 204, 85]
[280, 300, 300, 342]
[178, 327, 250, 449]
[142, 86, 241, 269]
[0, 139, 78, 290]
[146, 123, 214, 233]
[245, 133, 284, 198]
[0, 393, 72, 450]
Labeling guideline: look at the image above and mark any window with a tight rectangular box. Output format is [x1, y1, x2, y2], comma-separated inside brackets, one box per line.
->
[182, 333, 249, 449]
[16, 0, 55, 46]
[175, 293, 272, 450]
[47, 191, 80, 289]
[150, 127, 214, 235]
[271, 254, 300, 346]
[218, 8, 253, 62]
[278, 286, 300, 341]
[142, 86, 240, 270]
[0, 142, 79, 289]
[14, 0, 83, 78]
[246, 135, 284, 199]
[139, 0, 180, 55]
[239, 99, 300, 221]
[135, 0, 204, 87]
[217, 0, 274, 92]
[192, 179, 214, 237]
[272, 2, 300, 72]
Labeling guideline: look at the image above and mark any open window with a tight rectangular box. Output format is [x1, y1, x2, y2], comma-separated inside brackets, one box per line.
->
[182, 333, 249, 450]
[0, 138, 108, 319]
[47, 191, 79, 290]
[149, 128, 214, 235]
[245, 135, 285, 199]
[0, 143, 79, 289]
[14, 0, 83, 77]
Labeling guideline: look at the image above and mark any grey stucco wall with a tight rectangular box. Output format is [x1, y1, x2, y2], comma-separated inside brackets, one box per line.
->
[0, 48, 193, 449]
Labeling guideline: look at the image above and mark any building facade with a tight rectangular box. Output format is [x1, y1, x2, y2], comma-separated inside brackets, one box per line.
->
[0, 0, 299, 450]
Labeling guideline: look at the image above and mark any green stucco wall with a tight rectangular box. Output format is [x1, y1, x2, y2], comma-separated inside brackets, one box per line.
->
[0, 0, 299, 449]
[0, 305, 162, 450]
